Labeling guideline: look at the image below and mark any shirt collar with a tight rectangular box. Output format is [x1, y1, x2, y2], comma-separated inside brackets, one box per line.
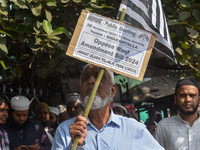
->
[87, 109, 121, 127]
[106, 109, 121, 127]
[177, 112, 200, 126]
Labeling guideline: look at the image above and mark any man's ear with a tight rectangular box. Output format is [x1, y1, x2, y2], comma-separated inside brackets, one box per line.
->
[111, 84, 117, 98]
[174, 94, 177, 104]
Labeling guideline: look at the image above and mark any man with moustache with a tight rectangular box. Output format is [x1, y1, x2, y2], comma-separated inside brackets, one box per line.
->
[5, 95, 51, 150]
[0, 97, 9, 150]
[65, 93, 83, 119]
[154, 77, 200, 150]
[52, 64, 164, 150]
[34, 102, 55, 143]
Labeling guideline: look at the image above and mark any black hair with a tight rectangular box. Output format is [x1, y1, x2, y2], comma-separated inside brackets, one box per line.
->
[0, 97, 10, 107]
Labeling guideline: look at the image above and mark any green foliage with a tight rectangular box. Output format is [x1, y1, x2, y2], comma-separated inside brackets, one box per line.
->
[162, 0, 200, 81]
[0, 0, 121, 88]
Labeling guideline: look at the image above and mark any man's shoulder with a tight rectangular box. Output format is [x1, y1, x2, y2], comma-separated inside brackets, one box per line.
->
[114, 114, 145, 128]
[157, 115, 178, 126]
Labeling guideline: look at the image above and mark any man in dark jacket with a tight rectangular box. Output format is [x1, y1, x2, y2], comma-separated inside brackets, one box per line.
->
[5, 95, 51, 150]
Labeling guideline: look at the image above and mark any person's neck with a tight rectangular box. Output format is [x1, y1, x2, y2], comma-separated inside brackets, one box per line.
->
[88, 104, 110, 131]
[179, 112, 199, 126]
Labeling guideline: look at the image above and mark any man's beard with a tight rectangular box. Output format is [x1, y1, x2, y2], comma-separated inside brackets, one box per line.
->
[41, 121, 48, 128]
[13, 119, 28, 130]
[82, 90, 112, 110]
[177, 102, 199, 115]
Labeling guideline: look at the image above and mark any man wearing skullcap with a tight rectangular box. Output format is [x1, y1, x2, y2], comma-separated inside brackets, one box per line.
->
[65, 93, 83, 119]
[155, 77, 200, 150]
[113, 104, 127, 116]
[0, 97, 9, 150]
[34, 102, 54, 143]
[56, 104, 68, 123]
[5, 95, 51, 150]
[49, 106, 59, 131]
[52, 64, 164, 150]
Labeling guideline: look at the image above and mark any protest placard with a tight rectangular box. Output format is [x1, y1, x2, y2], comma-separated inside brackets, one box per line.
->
[67, 10, 157, 81]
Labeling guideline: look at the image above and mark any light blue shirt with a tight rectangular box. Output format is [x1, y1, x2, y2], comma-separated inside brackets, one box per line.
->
[51, 110, 164, 150]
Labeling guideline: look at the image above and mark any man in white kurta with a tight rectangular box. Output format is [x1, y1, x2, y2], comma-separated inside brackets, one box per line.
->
[154, 77, 200, 150]
[154, 113, 200, 150]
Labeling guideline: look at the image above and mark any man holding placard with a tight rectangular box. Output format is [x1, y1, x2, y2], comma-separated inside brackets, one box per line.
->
[52, 64, 164, 150]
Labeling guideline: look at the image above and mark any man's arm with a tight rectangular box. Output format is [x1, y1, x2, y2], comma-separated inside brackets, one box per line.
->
[51, 116, 88, 150]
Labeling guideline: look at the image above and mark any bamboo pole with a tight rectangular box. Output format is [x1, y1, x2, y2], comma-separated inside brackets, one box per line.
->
[70, 69, 105, 150]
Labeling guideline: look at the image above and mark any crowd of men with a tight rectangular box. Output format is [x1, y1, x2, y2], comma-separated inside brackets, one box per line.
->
[0, 64, 200, 150]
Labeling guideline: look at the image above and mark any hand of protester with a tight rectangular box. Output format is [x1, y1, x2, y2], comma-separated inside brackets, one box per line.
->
[14, 145, 27, 150]
[26, 139, 40, 150]
[69, 115, 88, 146]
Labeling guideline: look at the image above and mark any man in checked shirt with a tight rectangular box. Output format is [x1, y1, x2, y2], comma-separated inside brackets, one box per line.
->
[0, 97, 9, 150]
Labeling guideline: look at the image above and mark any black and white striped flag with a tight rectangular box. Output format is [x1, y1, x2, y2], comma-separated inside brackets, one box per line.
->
[117, 0, 177, 63]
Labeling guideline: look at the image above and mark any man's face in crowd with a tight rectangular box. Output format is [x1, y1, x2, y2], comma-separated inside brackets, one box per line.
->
[67, 101, 82, 118]
[113, 107, 126, 116]
[147, 125, 156, 135]
[80, 65, 116, 110]
[0, 102, 9, 124]
[49, 112, 58, 127]
[12, 110, 29, 125]
[175, 85, 200, 115]
[35, 107, 50, 127]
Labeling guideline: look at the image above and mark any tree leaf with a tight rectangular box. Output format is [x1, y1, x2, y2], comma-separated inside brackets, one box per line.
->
[61, 0, 70, 3]
[192, 40, 200, 57]
[43, 20, 53, 36]
[73, 0, 82, 3]
[55, 65, 67, 74]
[180, 0, 191, 8]
[0, 61, 7, 69]
[12, 0, 27, 9]
[50, 27, 65, 37]
[45, 9, 52, 22]
[46, 0, 57, 6]
[181, 42, 190, 50]
[0, 30, 12, 37]
[35, 67, 49, 79]
[186, 27, 198, 38]
[63, 29, 72, 39]
[101, 4, 115, 9]
[0, 40, 8, 54]
[192, 9, 200, 21]
[90, 3, 103, 9]
[29, 3, 42, 16]
[179, 11, 191, 21]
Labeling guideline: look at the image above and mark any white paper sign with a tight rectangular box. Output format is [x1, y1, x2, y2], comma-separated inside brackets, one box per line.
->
[72, 12, 154, 78]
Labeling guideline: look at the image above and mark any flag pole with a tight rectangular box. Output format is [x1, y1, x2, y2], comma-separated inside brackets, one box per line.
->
[119, 8, 126, 22]
[70, 9, 126, 150]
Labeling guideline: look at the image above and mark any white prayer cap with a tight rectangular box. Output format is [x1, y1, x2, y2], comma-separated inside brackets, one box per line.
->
[65, 93, 81, 106]
[11, 95, 30, 111]
[49, 106, 59, 116]
[113, 104, 127, 114]
[56, 105, 66, 113]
